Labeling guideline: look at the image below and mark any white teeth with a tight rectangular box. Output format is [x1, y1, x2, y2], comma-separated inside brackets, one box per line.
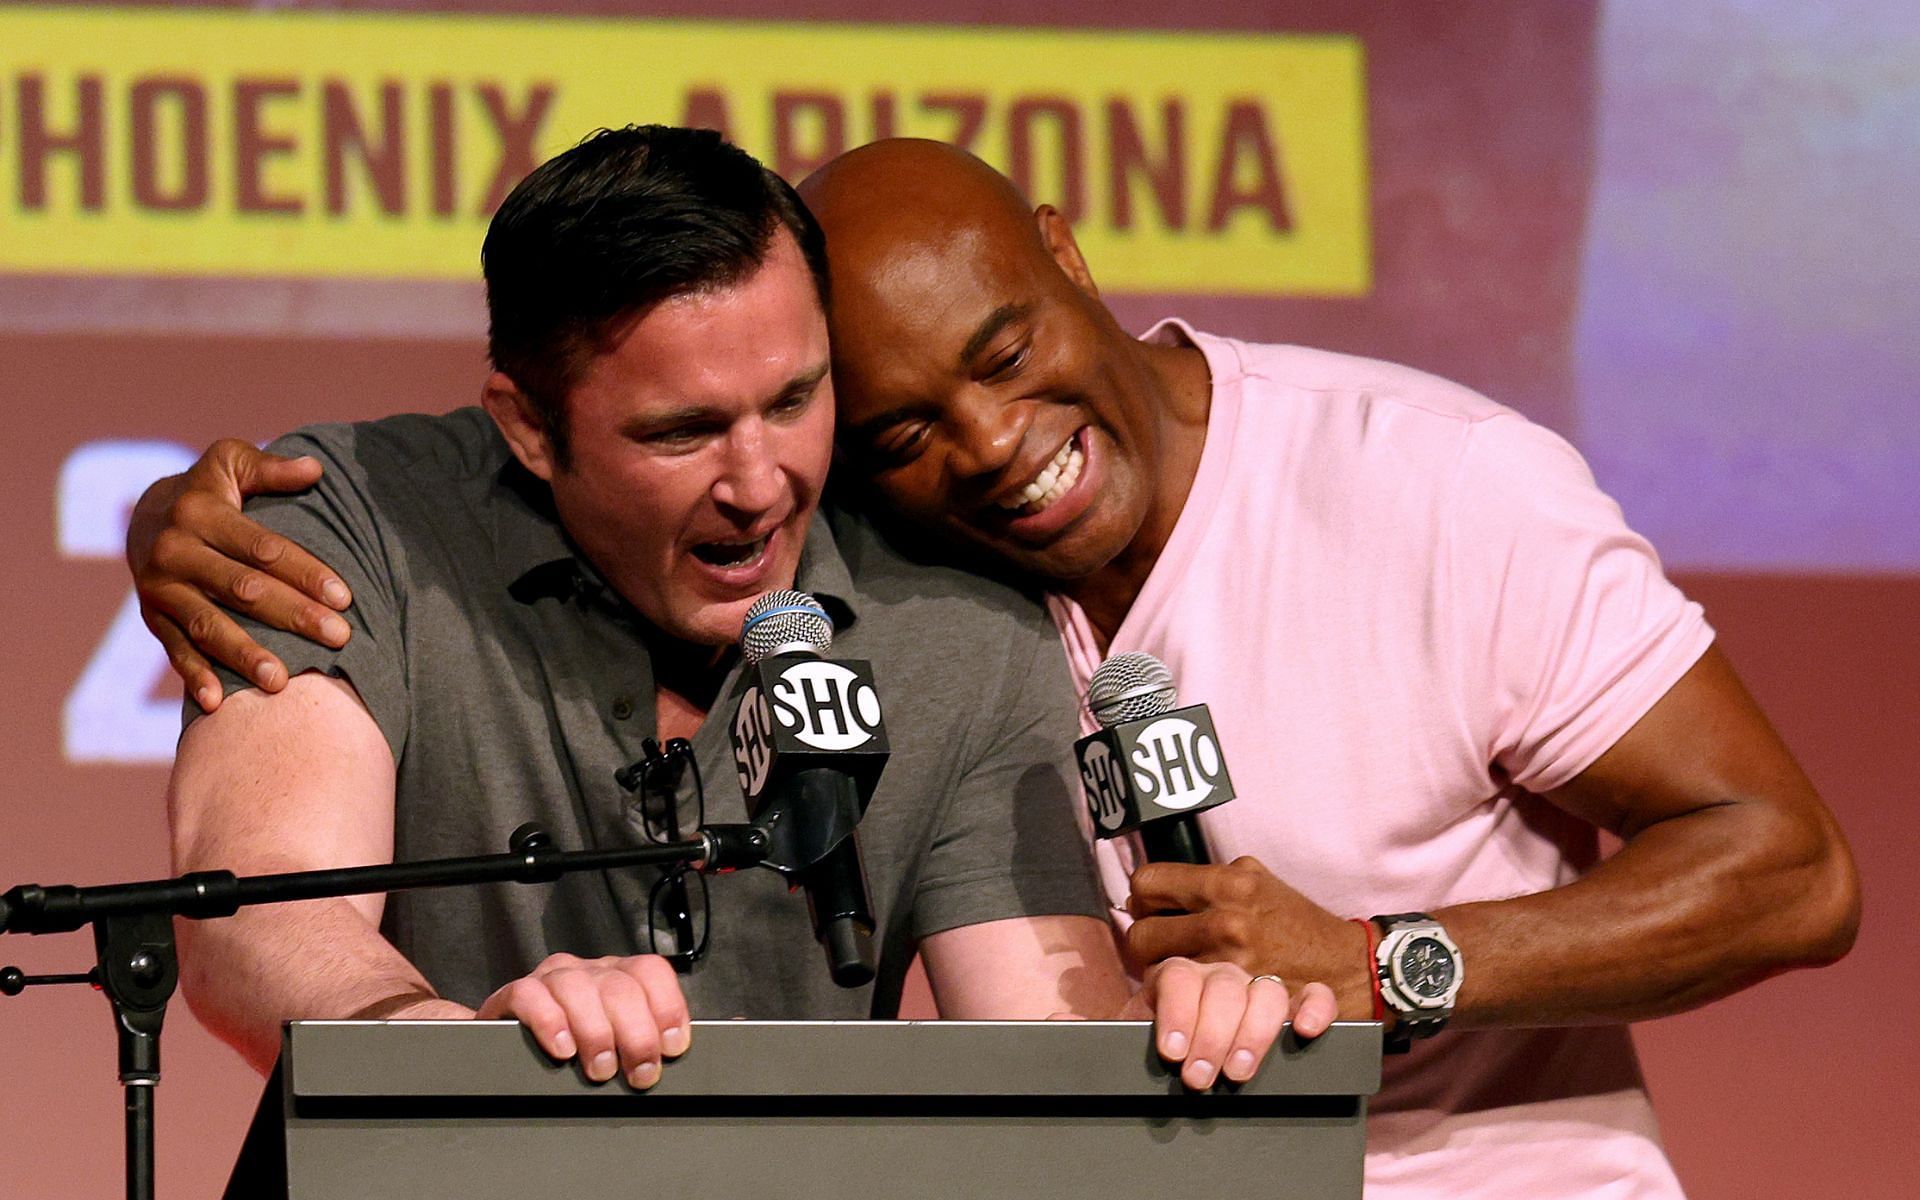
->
[697, 535, 770, 568]
[1001, 439, 1084, 515]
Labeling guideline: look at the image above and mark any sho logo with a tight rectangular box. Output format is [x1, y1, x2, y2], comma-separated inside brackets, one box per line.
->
[1079, 739, 1129, 832]
[732, 686, 774, 797]
[769, 661, 882, 751]
[1129, 716, 1224, 811]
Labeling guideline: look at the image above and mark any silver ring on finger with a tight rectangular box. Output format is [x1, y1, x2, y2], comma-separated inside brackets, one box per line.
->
[1250, 974, 1286, 989]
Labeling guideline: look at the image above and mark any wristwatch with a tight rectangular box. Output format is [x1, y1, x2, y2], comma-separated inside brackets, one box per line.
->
[1371, 912, 1464, 1053]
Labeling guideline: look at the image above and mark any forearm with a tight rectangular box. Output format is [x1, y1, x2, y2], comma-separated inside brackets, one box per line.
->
[1124, 652, 1861, 1033]
[922, 914, 1133, 1019]
[1437, 799, 1859, 1029]
[177, 897, 468, 1074]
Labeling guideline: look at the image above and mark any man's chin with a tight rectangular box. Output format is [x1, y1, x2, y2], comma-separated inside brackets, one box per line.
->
[967, 527, 1115, 585]
[671, 596, 766, 649]
[673, 573, 806, 648]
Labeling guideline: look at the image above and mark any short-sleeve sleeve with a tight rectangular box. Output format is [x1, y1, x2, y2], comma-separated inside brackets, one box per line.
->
[183, 424, 412, 761]
[908, 608, 1108, 940]
[1447, 414, 1713, 793]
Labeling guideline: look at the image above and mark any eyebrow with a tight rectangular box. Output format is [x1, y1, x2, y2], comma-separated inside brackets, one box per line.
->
[771, 361, 832, 404]
[957, 303, 1034, 371]
[621, 361, 830, 435]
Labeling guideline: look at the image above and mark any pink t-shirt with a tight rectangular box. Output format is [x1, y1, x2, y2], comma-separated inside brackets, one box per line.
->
[1050, 321, 1711, 1198]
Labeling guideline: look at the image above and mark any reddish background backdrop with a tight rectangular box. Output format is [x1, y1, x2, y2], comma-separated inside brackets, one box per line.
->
[2, 2, 1913, 1196]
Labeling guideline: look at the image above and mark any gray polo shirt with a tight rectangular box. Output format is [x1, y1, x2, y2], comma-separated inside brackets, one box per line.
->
[192, 407, 1104, 1019]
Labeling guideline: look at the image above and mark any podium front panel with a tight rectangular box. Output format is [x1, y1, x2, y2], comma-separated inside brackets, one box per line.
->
[256, 1019, 1380, 1199]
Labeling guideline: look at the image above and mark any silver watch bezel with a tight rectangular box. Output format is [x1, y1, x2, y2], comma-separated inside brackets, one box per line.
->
[1375, 920, 1464, 1016]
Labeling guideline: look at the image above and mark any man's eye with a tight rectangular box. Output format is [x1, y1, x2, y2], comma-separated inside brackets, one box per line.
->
[873, 423, 931, 467]
[644, 425, 714, 449]
[771, 390, 813, 418]
[985, 343, 1031, 380]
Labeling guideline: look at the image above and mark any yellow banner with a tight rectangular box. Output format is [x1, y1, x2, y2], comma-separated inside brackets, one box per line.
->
[0, 8, 1370, 295]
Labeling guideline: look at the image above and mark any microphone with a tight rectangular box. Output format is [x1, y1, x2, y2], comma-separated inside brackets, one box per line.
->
[1075, 652, 1235, 864]
[728, 590, 889, 988]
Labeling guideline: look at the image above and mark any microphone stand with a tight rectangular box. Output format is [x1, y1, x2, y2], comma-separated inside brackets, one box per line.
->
[0, 821, 768, 1200]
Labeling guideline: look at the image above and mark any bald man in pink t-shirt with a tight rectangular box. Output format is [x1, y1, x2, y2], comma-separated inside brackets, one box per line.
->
[1044, 320, 1708, 1195]
[804, 144, 1857, 1198]
[135, 141, 1860, 1197]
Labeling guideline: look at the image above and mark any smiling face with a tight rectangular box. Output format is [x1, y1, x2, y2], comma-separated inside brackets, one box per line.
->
[830, 226, 1151, 581]
[487, 230, 836, 647]
[803, 141, 1205, 595]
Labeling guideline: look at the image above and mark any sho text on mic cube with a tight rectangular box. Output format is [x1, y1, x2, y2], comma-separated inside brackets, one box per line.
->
[729, 592, 889, 873]
[1075, 652, 1235, 841]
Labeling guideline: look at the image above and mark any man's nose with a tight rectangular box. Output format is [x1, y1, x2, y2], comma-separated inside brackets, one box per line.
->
[712, 420, 785, 516]
[945, 390, 1030, 482]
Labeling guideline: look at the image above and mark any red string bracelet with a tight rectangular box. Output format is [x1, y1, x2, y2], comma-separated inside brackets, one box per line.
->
[1352, 917, 1386, 1022]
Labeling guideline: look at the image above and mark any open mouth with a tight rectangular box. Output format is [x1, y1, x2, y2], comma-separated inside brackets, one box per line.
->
[690, 534, 772, 570]
[995, 429, 1087, 518]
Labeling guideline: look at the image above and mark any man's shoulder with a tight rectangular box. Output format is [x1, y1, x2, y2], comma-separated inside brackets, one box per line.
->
[242, 406, 511, 588]
[817, 503, 1080, 773]
[266, 407, 505, 486]
[823, 502, 1054, 645]
[1190, 329, 1515, 428]
[1185, 329, 1563, 506]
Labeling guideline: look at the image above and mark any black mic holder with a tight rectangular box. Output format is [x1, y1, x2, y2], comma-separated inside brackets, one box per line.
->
[1138, 816, 1213, 866]
[0, 820, 768, 1200]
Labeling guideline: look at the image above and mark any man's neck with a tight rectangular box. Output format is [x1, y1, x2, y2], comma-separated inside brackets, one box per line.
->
[655, 686, 713, 745]
[1065, 339, 1213, 648]
[650, 636, 732, 744]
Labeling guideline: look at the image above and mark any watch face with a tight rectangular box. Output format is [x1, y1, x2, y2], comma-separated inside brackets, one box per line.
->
[1397, 935, 1457, 999]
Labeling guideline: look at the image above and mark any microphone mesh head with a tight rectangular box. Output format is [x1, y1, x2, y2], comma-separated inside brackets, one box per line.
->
[1086, 652, 1178, 727]
[741, 590, 834, 663]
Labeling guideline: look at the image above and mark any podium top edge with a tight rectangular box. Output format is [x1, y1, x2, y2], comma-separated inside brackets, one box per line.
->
[284, 1020, 1382, 1100]
[301, 1018, 1170, 1028]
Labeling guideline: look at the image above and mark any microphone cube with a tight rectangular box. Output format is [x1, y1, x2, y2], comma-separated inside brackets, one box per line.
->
[730, 653, 890, 811]
[1075, 703, 1235, 839]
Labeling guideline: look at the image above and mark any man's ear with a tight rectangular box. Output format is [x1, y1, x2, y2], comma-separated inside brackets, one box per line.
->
[481, 372, 559, 482]
[1036, 204, 1100, 299]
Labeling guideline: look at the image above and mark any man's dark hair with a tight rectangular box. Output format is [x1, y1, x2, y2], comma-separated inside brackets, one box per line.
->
[482, 124, 830, 465]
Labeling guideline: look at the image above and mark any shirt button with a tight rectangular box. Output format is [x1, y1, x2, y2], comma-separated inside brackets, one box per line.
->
[612, 699, 634, 721]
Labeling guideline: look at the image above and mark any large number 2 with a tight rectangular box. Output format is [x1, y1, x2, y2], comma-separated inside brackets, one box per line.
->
[59, 440, 197, 764]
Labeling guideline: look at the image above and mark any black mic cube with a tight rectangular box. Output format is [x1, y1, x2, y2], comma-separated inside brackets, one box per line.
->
[728, 654, 890, 872]
[1074, 703, 1235, 839]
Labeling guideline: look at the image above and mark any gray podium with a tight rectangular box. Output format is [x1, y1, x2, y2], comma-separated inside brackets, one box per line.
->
[228, 1019, 1382, 1199]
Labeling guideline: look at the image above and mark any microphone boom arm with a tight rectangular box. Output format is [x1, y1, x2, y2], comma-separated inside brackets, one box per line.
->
[0, 821, 767, 1200]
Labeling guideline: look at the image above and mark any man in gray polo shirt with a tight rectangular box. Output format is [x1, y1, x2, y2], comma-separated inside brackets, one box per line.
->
[155, 126, 1308, 1094]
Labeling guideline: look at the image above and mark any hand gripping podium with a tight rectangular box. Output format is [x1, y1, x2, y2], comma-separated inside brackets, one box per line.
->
[228, 1019, 1382, 1198]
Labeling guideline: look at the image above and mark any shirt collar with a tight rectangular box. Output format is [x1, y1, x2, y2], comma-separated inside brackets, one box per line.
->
[794, 505, 860, 633]
[490, 458, 582, 602]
